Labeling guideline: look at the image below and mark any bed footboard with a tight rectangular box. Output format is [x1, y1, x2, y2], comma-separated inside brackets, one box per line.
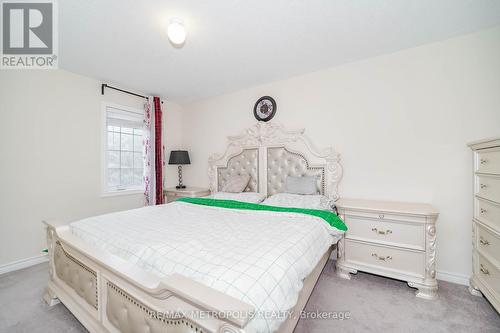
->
[54, 240, 98, 309]
[106, 281, 210, 333]
[44, 221, 254, 333]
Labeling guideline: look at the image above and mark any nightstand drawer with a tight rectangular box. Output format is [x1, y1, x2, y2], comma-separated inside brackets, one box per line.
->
[164, 187, 211, 203]
[342, 210, 426, 224]
[477, 224, 500, 267]
[344, 240, 424, 277]
[166, 193, 188, 203]
[345, 216, 425, 250]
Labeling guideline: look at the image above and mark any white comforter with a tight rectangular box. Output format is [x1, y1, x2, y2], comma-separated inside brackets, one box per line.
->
[70, 201, 344, 333]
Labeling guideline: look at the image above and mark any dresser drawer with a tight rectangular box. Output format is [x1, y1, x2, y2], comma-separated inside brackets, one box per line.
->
[476, 224, 500, 267]
[475, 198, 500, 233]
[344, 240, 424, 277]
[476, 175, 500, 204]
[477, 148, 500, 175]
[345, 216, 425, 250]
[477, 254, 500, 296]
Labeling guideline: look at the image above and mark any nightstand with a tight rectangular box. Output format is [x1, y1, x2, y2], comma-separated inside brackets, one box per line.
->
[335, 198, 439, 299]
[164, 187, 211, 203]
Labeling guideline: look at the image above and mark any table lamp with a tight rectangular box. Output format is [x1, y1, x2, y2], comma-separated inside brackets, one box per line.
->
[168, 150, 190, 189]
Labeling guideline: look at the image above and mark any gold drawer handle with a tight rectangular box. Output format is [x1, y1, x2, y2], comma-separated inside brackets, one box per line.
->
[480, 208, 487, 214]
[480, 184, 487, 189]
[372, 253, 392, 261]
[480, 264, 490, 275]
[479, 237, 490, 246]
[372, 227, 392, 235]
[480, 159, 488, 164]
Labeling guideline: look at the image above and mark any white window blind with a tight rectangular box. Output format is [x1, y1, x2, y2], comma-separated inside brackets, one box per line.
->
[104, 105, 144, 193]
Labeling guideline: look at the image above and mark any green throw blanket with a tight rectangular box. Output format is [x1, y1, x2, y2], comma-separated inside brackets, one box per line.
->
[176, 197, 347, 231]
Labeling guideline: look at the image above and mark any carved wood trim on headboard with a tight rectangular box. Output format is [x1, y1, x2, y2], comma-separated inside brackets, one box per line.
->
[208, 122, 343, 200]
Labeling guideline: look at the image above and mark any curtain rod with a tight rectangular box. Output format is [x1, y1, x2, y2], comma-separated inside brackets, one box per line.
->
[101, 84, 163, 104]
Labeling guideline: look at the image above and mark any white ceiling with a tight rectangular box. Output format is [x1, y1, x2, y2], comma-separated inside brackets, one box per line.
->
[60, 0, 500, 103]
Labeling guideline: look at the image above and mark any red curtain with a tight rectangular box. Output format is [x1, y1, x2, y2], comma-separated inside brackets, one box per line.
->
[153, 97, 164, 204]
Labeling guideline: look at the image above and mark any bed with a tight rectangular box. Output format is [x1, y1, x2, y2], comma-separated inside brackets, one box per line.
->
[43, 122, 344, 333]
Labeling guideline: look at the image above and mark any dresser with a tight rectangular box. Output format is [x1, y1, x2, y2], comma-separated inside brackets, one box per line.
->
[335, 198, 439, 299]
[164, 187, 211, 203]
[468, 137, 500, 313]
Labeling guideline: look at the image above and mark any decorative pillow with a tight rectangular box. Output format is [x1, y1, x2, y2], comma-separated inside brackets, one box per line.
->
[262, 193, 335, 211]
[285, 175, 319, 195]
[209, 192, 266, 203]
[221, 174, 251, 193]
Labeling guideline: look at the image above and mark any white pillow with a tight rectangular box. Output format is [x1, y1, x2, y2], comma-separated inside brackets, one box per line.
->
[210, 192, 266, 203]
[262, 193, 334, 211]
[221, 174, 250, 193]
[285, 175, 319, 195]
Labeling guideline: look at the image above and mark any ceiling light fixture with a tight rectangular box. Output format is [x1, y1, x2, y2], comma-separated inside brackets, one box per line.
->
[167, 18, 186, 46]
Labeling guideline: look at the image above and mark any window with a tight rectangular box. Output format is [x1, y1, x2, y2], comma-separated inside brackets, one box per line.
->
[103, 104, 144, 194]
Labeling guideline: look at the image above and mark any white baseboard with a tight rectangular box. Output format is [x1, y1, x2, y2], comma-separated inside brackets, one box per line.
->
[0, 254, 49, 276]
[436, 270, 469, 286]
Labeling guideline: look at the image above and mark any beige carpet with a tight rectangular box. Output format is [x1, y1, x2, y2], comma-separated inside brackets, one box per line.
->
[0, 261, 498, 333]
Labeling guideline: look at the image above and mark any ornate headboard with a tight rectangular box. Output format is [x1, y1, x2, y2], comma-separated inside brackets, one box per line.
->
[208, 122, 342, 200]
[216, 148, 259, 192]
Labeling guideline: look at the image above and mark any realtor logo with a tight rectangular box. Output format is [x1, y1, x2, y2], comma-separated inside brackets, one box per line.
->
[1, 0, 58, 69]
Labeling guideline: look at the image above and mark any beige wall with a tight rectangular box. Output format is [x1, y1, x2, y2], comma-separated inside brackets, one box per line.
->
[180, 27, 500, 279]
[0, 69, 182, 267]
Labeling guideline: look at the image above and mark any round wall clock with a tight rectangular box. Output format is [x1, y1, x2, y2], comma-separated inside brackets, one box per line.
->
[253, 96, 276, 122]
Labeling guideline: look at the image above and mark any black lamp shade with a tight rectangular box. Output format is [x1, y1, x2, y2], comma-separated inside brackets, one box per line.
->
[168, 150, 190, 165]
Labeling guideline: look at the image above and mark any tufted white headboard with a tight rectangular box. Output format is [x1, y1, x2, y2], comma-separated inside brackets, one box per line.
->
[267, 147, 325, 196]
[217, 148, 259, 192]
[208, 122, 342, 200]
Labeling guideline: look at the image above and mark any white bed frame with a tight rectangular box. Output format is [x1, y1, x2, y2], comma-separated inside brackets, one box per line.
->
[44, 122, 343, 333]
